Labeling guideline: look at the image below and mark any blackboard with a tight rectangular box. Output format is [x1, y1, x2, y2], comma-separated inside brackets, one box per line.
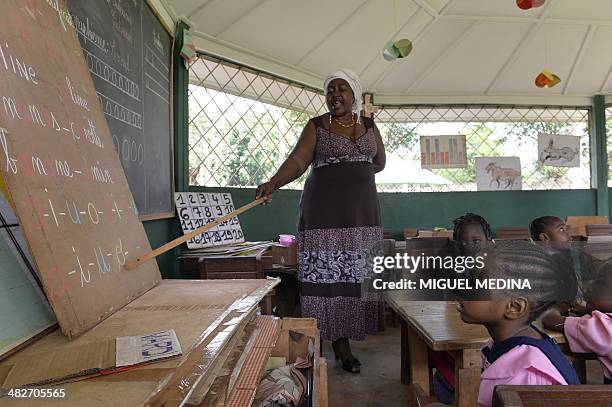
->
[67, 0, 174, 219]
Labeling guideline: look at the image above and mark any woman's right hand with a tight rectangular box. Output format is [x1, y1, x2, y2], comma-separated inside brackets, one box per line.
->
[255, 181, 276, 204]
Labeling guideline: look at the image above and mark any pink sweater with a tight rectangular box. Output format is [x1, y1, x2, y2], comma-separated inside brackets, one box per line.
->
[564, 310, 612, 380]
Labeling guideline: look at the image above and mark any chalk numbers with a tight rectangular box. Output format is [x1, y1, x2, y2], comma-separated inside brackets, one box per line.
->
[174, 192, 245, 249]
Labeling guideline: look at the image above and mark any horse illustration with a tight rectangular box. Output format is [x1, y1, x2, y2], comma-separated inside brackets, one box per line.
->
[485, 162, 521, 189]
[540, 139, 579, 163]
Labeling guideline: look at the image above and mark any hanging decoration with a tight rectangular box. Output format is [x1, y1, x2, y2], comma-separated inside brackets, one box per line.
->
[516, 0, 546, 10]
[382, 39, 413, 62]
[535, 69, 561, 88]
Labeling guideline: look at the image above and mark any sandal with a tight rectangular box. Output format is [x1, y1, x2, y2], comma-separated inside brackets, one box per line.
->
[338, 356, 360, 373]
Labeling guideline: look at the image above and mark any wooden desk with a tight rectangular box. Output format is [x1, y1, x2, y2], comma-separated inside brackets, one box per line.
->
[493, 385, 612, 407]
[384, 294, 568, 407]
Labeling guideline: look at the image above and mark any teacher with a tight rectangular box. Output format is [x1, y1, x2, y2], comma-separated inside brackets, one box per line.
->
[256, 69, 386, 373]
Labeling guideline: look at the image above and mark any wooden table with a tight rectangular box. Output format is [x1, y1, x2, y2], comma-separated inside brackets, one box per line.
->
[493, 385, 612, 407]
[384, 294, 568, 407]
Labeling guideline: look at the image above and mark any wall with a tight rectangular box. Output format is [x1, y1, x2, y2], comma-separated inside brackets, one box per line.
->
[143, 218, 181, 278]
[190, 186, 597, 241]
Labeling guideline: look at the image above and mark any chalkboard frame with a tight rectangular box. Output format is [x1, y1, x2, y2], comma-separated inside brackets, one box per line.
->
[137, 0, 176, 221]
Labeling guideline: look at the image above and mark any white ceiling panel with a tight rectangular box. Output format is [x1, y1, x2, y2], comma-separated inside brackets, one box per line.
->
[490, 24, 589, 95]
[165, 0, 612, 103]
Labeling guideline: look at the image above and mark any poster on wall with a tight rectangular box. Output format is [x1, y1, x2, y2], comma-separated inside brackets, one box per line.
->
[475, 157, 522, 191]
[538, 133, 580, 167]
[420, 135, 467, 169]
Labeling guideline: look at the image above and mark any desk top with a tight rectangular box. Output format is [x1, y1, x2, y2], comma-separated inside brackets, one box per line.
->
[385, 293, 566, 351]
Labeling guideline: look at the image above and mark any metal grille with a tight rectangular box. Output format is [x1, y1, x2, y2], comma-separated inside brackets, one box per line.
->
[606, 106, 612, 186]
[188, 56, 590, 191]
[374, 106, 590, 192]
[188, 54, 325, 188]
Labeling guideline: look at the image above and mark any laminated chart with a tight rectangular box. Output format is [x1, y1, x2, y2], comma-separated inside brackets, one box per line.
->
[175, 192, 245, 249]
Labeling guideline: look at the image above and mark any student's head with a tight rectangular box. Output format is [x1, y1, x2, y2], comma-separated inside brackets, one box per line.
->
[452, 213, 492, 243]
[584, 263, 612, 313]
[457, 241, 577, 327]
[529, 216, 569, 242]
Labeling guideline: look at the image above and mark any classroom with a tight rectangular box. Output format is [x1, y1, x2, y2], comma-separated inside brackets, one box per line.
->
[0, 0, 611, 406]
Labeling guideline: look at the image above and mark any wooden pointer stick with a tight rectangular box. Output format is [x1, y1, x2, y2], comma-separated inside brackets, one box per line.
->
[124, 197, 266, 270]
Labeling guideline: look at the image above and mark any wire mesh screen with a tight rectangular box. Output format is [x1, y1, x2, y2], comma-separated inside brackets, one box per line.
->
[606, 106, 612, 186]
[188, 55, 325, 188]
[188, 56, 590, 192]
[374, 106, 590, 192]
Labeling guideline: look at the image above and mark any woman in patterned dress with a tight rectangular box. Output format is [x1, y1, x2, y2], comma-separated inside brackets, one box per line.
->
[256, 69, 386, 373]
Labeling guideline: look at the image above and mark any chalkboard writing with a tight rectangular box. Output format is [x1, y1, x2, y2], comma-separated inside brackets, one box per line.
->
[67, 0, 173, 219]
[0, 0, 161, 338]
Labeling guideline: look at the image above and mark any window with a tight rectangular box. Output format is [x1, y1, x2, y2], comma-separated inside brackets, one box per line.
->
[188, 56, 590, 192]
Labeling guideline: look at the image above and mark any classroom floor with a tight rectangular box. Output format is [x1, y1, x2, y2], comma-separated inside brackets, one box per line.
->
[324, 325, 412, 407]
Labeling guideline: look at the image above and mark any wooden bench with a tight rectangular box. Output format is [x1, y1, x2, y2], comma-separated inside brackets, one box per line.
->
[495, 227, 531, 241]
[493, 385, 612, 406]
[566, 216, 608, 238]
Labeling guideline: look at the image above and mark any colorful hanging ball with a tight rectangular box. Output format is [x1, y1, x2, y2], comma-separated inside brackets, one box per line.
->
[535, 69, 561, 88]
[517, 0, 546, 10]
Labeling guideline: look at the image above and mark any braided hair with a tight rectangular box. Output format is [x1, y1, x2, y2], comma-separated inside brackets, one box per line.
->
[452, 213, 493, 241]
[474, 240, 577, 321]
[529, 216, 562, 241]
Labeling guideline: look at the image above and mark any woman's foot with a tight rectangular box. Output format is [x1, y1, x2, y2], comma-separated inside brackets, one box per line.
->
[332, 338, 360, 373]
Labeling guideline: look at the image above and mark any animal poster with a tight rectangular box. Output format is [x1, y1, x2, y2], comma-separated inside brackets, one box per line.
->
[175, 192, 245, 249]
[538, 133, 580, 167]
[475, 157, 522, 191]
[420, 135, 467, 169]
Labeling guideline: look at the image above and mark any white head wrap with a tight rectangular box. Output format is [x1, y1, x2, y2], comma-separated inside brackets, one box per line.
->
[324, 69, 362, 123]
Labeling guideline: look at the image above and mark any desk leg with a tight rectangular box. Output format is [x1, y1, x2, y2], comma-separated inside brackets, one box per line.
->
[452, 349, 482, 407]
[401, 319, 409, 384]
[407, 328, 430, 395]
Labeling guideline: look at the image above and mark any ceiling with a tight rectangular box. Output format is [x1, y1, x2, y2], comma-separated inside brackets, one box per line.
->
[156, 0, 612, 105]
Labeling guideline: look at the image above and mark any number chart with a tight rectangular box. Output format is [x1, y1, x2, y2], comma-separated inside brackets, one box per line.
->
[0, 1, 161, 338]
[175, 192, 245, 249]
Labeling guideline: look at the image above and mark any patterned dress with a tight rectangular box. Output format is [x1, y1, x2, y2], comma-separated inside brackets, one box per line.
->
[298, 115, 384, 341]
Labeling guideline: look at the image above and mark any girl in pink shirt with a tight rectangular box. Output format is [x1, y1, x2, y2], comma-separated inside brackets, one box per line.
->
[457, 241, 580, 407]
[543, 265, 612, 384]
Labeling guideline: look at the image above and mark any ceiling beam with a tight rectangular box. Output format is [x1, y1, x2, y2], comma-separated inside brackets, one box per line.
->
[440, 14, 612, 27]
[215, 0, 272, 37]
[186, 0, 217, 19]
[403, 21, 480, 93]
[599, 65, 612, 94]
[294, 0, 370, 66]
[374, 93, 592, 106]
[368, 0, 458, 92]
[358, 5, 423, 80]
[563, 25, 595, 95]
[411, 0, 440, 17]
[485, 23, 542, 95]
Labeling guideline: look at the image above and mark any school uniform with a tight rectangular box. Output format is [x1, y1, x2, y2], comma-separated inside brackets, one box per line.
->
[564, 310, 612, 384]
[478, 326, 580, 407]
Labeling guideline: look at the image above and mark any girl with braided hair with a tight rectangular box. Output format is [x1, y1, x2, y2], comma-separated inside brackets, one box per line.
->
[456, 240, 580, 406]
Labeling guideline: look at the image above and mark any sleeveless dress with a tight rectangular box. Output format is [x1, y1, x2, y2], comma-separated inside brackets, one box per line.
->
[297, 115, 384, 341]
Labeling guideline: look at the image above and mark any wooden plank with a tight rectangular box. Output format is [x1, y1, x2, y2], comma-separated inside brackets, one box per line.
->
[407, 328, 430, 395]
[452, 348, 483, 407]
[319, 357, 328, 407]
[493, 385, 612, 407]
[0, 279, 278, 406]
[0, 0, 161, 338]
[566, 216, 608, 237]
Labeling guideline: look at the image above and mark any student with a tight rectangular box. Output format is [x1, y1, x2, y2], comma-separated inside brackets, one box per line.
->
[452, 212, 493, 243]
[430, 213, 494, 403]
[458, 241, 580, 407]
[530, 215, 597, 309]
[542, 264, 612, 384]
[529, 215, 570, 242]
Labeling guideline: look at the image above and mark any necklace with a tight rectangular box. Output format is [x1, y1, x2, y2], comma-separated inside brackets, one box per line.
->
[331, 113, 355, 128]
